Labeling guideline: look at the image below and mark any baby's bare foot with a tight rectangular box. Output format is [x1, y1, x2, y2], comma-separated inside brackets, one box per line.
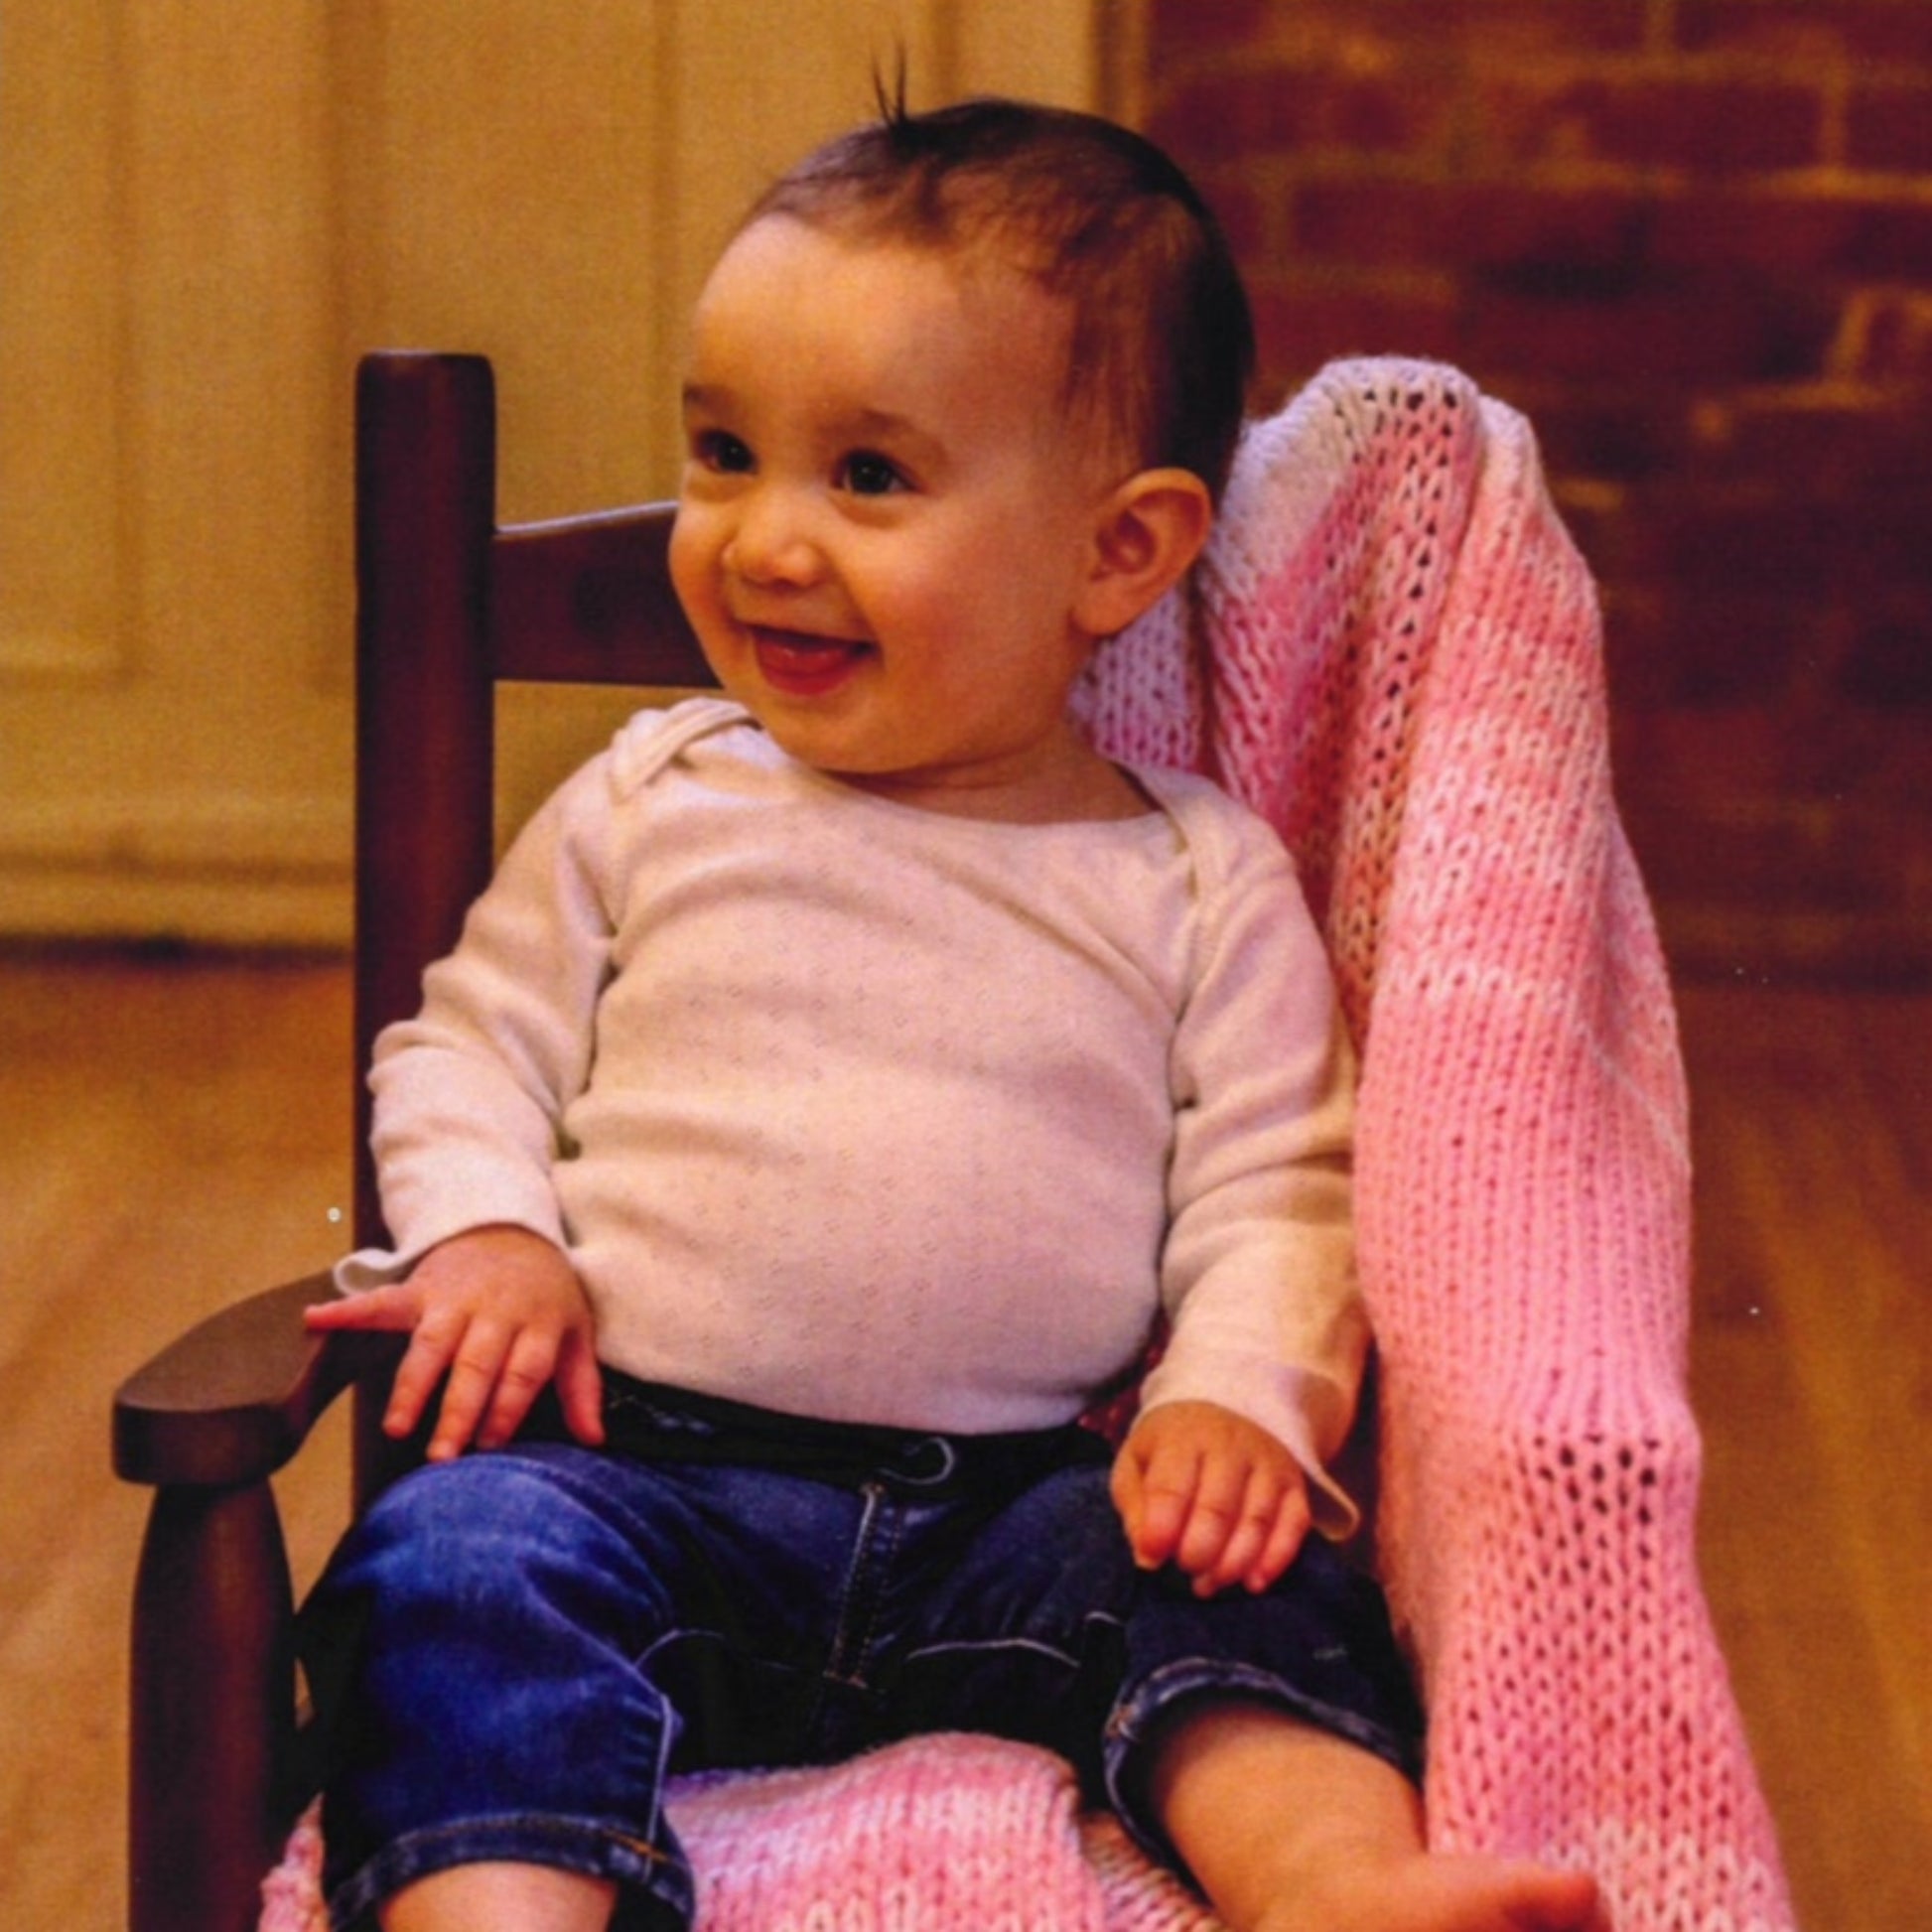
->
[1259, 1851, 1600, 1932]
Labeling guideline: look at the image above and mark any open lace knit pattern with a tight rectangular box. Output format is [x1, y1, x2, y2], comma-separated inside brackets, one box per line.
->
[1085, 359, 1794, 1929]
[263, 360, 1794, 1932]
[261, 1737, 1219, 1932]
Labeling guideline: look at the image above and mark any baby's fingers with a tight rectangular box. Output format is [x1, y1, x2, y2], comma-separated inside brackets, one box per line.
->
[1173, 1453, 1253, 1586]
[1112, 1435, 1200, 1571]
[555, 1334, 607, 1449]
[381, 1300, 496, 1455]
[470, 1324, 566, 1452]
[304, 1283, 425, 1331]
[1246, 1481, 1311, 1592]
[415, 1314, 532, 1461]
[303, 1284, 446, 1441]
[1195, 1467, 1311, 1596]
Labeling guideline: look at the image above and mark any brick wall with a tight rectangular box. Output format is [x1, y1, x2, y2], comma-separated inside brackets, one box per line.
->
[1144, 0, 1932, 980]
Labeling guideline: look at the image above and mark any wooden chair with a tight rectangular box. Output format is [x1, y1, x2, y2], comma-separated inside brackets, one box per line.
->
[112, 350, 714, 1932]
[115, 348, 1797, 1932]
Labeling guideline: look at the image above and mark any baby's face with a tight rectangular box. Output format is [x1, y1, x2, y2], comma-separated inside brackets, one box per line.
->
[669, 214, 1129, 817]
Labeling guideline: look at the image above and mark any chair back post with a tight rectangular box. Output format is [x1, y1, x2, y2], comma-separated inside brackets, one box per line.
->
[350, 351, 497, 1499]
[352, 351, 497, 1247]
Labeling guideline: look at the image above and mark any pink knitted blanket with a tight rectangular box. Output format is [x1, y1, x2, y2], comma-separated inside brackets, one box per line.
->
[1082, 359, 1793, 1929]
[262, 1737, 1220, 1932]
[263, 360, 1793, 1931]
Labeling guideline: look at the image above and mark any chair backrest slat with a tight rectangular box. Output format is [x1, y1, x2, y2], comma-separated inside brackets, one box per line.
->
[491, 506, 714, 687]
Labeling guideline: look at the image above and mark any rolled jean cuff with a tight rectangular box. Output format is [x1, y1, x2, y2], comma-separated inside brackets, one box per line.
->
[327, 1810, 693, 1932]
[1100, 1657, 1426, 1872]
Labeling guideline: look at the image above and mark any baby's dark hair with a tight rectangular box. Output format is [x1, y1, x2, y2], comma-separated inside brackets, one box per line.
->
[743, 93, 1255, 503]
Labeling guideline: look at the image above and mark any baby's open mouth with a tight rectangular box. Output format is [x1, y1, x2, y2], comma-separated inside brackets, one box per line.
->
[748, 626, 873, 697]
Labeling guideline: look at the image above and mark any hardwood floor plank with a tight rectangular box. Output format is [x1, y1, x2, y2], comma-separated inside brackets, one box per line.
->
[1681, 982, 1931, 1932]
[0, 952, 352, 1932]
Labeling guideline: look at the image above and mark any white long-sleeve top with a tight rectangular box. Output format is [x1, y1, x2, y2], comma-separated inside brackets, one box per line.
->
[341, 699, 1366, 1520]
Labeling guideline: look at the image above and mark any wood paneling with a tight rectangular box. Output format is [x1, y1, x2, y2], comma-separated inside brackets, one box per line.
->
[0, 1, 1099, 947]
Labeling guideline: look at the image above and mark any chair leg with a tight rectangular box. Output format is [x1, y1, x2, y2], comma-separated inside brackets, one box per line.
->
[129, 1481, 296, 1932]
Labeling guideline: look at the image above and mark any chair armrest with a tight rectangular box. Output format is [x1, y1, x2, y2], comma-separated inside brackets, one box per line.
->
[113, 1273, 402, 1489]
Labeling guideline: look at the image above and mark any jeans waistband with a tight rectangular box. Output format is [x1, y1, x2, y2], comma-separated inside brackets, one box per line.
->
[594, 1371, 1112, 1498]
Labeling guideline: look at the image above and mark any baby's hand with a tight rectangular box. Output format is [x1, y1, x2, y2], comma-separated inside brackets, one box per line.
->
[304, 1225, 604, 1462]
[1110, 1400, 1311, 1598]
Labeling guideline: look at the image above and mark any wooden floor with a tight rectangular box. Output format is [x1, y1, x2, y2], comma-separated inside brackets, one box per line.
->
[1, 950, 1925, 1931]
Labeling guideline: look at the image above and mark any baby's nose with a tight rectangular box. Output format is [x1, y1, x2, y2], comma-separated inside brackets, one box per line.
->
[725, 487, 825, 588]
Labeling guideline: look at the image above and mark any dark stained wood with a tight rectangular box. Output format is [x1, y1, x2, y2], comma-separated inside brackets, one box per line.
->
[491, 504, 712, 688]
[128, 1480, 295, 1932]
[111, 1275, 396, 1490]
[351, 352, 498, 1254]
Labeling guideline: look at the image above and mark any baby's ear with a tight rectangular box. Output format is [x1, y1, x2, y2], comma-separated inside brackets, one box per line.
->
[1075, 468, 1214, 638]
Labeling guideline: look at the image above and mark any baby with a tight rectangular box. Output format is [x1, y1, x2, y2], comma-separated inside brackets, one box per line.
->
[302, 95, 1599, 1932]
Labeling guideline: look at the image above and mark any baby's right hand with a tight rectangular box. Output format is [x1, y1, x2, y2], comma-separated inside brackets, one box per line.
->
[304, 1225, 604, 1461]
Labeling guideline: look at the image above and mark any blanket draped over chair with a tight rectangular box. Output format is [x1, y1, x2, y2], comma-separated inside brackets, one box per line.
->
[262, 359, 1795, 1932]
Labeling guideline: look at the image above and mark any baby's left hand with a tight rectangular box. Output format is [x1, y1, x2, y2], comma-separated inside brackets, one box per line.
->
[1110, 1400, 1311, 1598]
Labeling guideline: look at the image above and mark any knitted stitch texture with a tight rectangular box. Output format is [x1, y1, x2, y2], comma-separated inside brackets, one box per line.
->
[1082, 358, 1794, 1930]
[262, 358, 1793, 1931]
[260, 1743, 1220, 1932]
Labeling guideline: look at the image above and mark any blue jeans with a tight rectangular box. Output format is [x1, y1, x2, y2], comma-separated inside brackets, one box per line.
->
[301, 1379, 1423, 1931]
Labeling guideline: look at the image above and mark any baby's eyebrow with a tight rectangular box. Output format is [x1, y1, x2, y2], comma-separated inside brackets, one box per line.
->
[835, 408, 949, 474]
[842, 407, 919, 440]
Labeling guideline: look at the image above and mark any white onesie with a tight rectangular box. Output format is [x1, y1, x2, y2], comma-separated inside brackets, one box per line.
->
[341, 699, 1366, 1520]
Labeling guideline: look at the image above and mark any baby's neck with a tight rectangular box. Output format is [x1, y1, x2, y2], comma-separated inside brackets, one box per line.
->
[831, 746, 1154, 825]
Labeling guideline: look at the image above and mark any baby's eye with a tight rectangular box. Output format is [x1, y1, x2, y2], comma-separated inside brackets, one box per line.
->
[837, 451, 909, 497]
[691, 429, 755, 475]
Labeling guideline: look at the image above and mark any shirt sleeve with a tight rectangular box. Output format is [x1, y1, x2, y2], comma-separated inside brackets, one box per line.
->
[334, 746, 624, 1291]
[1137, 802, 1367, 1536]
